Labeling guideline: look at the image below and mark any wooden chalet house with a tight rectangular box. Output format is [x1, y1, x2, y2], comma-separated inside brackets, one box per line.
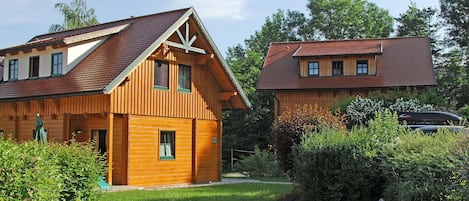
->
[0, 8, 250, 186]
[257, 37, 436, 116]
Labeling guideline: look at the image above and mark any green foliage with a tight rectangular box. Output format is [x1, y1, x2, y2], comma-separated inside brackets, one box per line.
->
[440, 0, 469, 49]
[346, 96, 384, 126]
[0, 139, 106, 200]
[293, 129, 383, 201]
[234, 146, 280, 177]
[306, 0, 393, 39]
[49, 0, 99, 32]
[0, 140, 62, 200]
[272, 104, 345, 175]
[381, 131, 468, 200]
[388, 98, 434, 113]
[395, 1, 441, 55]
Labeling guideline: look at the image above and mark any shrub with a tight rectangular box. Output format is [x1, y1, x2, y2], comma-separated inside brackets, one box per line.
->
[381, 131, 468, 200]
[0, 139, 106, 200]
[293, 129, 384, 201]
[0, 140, 62, 201]
[346, 96, 384, 126]
[272, 104, 345, 175]
[234, 146, 280, 177]
[388, 98, 434, 112]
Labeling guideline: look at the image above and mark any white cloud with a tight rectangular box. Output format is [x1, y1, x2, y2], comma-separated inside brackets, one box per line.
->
[171, 0, 247, 20]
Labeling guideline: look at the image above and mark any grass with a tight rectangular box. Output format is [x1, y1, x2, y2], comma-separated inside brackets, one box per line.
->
[100, 183, 292, 201]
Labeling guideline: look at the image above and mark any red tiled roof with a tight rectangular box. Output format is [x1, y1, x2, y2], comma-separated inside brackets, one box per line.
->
[0, 8, 188, 100]
[292, 40, 382, 57]
[257, 37, 436, 90]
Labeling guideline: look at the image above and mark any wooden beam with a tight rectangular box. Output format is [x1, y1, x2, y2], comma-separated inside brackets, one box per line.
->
[107, 113, 114, 185]
[219, 92, 237, 101]
[196, 53, 214, 66]
[22, 49, 32, 54]
[36, 46, 46, 51]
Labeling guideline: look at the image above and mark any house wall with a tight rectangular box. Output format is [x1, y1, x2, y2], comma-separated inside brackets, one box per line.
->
[299, 55, 377, 77]
[110, 49, 222, 120]
[274, 89, 368, 116]
[127, 115, 193, 186]
[0, 94, 110, 142]
[126, 115, 221, 186]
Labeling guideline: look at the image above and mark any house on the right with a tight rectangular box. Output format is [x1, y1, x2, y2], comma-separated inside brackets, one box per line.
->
[257, 37, 436, 116]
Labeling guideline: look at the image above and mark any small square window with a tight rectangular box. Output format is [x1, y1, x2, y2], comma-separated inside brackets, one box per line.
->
[356, 60, 368, 75]
[160, 131, 175, 160]
[178, 64, 191, 92]
[154, 60, 169, 89]
[308, 62, 319, 76]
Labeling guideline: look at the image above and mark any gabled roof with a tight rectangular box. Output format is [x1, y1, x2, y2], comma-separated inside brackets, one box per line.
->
[0, 8, 250, 109]
[257, 37, 436, 90]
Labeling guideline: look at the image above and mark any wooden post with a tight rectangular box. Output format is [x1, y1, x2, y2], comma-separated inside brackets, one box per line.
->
[107, 113, 114, 184]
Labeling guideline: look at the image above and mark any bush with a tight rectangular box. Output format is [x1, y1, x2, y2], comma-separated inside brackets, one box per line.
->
[381, 131, 468, 201]
[293, 129, 384, 201]
[272, 104, 345, 175]
[0, 139, 106, 200]
[346, 96, 384, 126]
[234, 146, 280, 177]
[388, 98, 434, 112]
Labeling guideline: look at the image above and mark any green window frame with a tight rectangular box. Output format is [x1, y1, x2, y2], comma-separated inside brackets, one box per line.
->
[51, 53, 63, 76]
[8, 59, 18, 80]
[356, 60, 368, 75]
[178, 64, 191, 92]
[160, 131, 175, 160]
[154, 60, 169, 89]
[308, 61, 319, 76]
[29, 56, 40, 78]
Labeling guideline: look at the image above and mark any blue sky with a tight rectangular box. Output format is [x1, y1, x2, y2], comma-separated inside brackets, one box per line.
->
[0, 0, 439, 57]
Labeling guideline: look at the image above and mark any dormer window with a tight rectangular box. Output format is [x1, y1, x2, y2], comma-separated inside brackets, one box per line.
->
[332, 61, 343, 76]
[357, 60, 368, 75]
[29, 56, 39, 78]
[51, 53, 63, 76]
[8, 59, 18, 80]
[308, 62, 319, 76]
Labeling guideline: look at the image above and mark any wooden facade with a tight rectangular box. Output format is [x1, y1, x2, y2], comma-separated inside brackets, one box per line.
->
[0, 8, 249, 187]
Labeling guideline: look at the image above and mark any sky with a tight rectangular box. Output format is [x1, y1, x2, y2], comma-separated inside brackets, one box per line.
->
[0, 0, 440, 57]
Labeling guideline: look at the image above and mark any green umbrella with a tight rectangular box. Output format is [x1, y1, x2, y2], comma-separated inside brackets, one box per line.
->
[34, 113, 47, 144]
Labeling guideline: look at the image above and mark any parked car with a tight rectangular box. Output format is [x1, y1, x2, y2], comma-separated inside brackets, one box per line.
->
[398, 111, 468, 134]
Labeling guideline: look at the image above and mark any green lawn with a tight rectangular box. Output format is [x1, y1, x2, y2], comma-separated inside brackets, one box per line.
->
[100, 183, 292, 201]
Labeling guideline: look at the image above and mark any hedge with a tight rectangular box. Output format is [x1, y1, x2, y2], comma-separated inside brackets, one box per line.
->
[0, 138, 106, 200]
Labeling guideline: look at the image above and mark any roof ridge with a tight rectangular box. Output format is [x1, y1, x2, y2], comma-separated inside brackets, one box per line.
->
[270, 36, 428, 45]
[30, 7, 192, 41]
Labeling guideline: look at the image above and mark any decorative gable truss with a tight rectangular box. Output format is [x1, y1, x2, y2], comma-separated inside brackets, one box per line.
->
[164, 21, 206, 54]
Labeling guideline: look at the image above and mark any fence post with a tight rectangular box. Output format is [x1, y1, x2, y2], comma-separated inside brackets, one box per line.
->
[231, 148, 234, 172]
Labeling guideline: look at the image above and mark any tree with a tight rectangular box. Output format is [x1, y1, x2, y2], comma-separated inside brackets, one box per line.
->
[245, 9, 309, 57]
[49, 0, 99, 33]
[395, 1, 441, 55]
[222, 10, 306, 163]
[440, 0, 469, 48]
[307, 0, 394, 39]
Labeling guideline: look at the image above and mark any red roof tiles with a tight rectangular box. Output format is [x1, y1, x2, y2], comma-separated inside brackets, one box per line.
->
[257, 37, 436, 90]
[0, 8, 188, 100]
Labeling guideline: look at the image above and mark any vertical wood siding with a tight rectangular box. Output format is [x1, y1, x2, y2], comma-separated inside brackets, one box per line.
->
[110, 50, 222, 120]
[275, 90, 368, 115]
[127, 115, 193, 186]
[299, 55, 377, 77]
[0, 117, 16, 139]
